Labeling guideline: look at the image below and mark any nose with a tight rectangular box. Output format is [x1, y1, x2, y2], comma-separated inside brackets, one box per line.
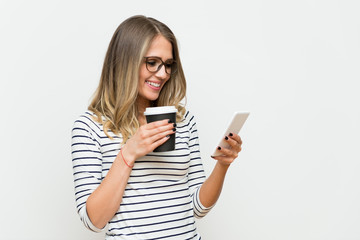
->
[155, 64, 168, 79]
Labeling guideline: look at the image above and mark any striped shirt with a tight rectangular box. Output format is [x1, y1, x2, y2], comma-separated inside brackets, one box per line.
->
[71, 110, 212, 239]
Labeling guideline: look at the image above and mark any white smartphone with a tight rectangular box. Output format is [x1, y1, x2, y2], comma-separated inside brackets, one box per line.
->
[211, 112, 250, 157]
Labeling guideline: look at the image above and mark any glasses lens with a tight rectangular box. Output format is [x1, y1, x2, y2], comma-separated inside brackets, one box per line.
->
[164, 60, 177, 75]
[146, 58, 161, 73]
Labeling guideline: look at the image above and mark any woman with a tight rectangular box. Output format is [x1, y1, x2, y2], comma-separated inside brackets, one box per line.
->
[71, 15, 242, 239]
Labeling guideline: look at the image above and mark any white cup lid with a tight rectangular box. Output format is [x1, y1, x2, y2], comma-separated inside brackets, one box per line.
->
[144, 106, 177, 115]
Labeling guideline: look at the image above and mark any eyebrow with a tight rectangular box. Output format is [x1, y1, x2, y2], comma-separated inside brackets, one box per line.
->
[145, 56, 174, 61]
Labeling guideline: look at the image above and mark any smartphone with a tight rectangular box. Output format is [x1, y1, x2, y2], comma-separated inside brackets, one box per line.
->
[211, 112, 250, 157]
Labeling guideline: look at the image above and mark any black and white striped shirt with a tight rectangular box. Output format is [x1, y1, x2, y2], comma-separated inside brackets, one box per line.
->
[71, 110, 212, 239]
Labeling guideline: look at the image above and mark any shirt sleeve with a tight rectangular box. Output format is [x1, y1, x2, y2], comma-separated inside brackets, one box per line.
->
[186, 112, 214, 218]
[71, 116, 105, 232]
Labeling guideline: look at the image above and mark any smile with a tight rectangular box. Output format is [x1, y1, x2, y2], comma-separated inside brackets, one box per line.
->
[146, 80, 161, 89]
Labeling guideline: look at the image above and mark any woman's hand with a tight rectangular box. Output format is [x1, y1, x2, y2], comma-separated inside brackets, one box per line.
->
[121, 119, 176, 164]
[212, 133, 243, 165]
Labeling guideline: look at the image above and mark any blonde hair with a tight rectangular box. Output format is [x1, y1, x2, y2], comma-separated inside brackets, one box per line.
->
[88, 15, 186, 143]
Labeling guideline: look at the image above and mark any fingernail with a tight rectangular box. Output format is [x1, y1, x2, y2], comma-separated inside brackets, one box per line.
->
[166, 135, 170, 138]
[173, 123, 177, 127]
[173, 128, 176, 132]
[217, 146, 221, 150]
[225, 136, 228, 140]
[229, 133, 233, 137]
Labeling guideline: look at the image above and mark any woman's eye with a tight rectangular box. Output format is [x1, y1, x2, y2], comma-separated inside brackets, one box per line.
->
[165, 60, 174, 67]
[147, 61, 157, 66]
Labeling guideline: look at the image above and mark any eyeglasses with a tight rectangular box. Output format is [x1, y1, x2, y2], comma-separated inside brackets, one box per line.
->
[144, 56, 177, 75]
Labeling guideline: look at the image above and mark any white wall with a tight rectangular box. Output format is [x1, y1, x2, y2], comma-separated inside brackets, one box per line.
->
[1, 0, 359, 239]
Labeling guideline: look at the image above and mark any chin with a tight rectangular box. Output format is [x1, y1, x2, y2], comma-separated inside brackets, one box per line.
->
[144, 93, 161, 102]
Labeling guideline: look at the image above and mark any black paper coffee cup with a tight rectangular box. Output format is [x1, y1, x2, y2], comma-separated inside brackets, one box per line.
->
[144, 106, 177, 152]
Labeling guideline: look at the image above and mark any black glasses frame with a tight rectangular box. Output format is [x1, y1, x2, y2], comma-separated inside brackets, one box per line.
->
[144, 56, 177, 75]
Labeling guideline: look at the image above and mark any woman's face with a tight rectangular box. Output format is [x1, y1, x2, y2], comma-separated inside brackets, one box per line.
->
[138, 35, 173, 107]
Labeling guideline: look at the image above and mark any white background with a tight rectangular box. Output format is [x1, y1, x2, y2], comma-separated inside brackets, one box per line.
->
[0, 0, 359, 239]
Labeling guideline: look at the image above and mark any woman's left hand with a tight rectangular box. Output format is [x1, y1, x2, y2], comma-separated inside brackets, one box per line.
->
[212, 133, 242, 165]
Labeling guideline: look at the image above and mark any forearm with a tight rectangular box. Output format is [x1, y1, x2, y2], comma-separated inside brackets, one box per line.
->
[199, 161, 230, 208]
[86, 152, 133, 229]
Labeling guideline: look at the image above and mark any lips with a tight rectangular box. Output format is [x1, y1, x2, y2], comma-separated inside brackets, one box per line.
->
[145, 80, 161, 90]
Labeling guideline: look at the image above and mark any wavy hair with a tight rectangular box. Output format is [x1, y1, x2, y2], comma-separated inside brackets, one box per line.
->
[88, 15, 186, 142]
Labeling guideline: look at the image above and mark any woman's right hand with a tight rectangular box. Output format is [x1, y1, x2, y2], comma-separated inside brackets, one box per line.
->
[121, 119, 176, 165]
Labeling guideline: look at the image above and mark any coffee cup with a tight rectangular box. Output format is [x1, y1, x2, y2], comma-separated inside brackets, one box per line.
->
[144, 106, 177, 152]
